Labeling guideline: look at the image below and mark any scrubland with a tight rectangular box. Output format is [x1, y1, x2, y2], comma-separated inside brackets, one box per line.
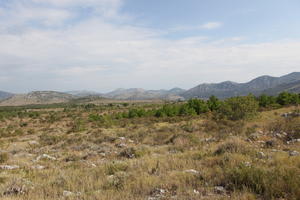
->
[0, 95, 299, 200]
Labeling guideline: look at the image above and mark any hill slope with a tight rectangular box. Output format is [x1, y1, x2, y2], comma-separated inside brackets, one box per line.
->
[103, 88, 185, 100]
[0, 91, 13, 100]
[0, 91, 74, 106]
[182, 72, 300, 99]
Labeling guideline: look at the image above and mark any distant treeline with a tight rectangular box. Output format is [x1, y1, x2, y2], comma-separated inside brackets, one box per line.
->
[92, 92, 299, 121]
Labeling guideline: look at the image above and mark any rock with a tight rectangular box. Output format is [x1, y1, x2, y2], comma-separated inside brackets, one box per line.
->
[128, 139, 134, 143]
[116, 143, 127, 148]
[118, 137, 126, 140]
[119, 148, 135, 158]
[193, 189, 200, 194]
[289, 151, 299, 156]
[35, 154, 56, 161]
[0, 165, 20, 170]
[4, 184, 27, 196]
[28, 140, 39, 145]
[63, 190, 81, 197]
[244, 162, 251, 167]
[249, 133, 260, 140]
[214, 186, 226, 194]
[258, 151, 266, 158]
[184, 169, 200, 174]
[31, 165, 45, 170]
[149, 188, 167, 199]
[99, 152, 106, 157]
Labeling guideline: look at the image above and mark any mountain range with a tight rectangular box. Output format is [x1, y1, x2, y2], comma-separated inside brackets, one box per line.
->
[0, 72, 299, 106]
[181, 72, 300, 99]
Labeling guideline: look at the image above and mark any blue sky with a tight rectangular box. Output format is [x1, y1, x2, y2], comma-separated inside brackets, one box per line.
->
[0, 0, 300, 93]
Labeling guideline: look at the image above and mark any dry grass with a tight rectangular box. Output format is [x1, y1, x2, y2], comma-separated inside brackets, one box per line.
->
[0, 104, 299, 200]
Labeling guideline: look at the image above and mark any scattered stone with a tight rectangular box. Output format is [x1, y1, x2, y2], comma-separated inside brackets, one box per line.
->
[244, 162, 251, 167]
[275, 133, 283, 138]
[0, 165, 20, 170]
[119, 148, 135, 158]
[63, 190, 81, 197]
[4, 183, 27, 196]
[116, 143, 127, 148]
[258, 151, 266, 158]
[118, 137, 126, 140]
[249, 133, 260, 140]
[31, 165, 45, 170]
[184, 169, 200, 174]
[214, 186, 226, 194]
[28, 140, 39, 145]
[99, 152, 106, 157]
[148, 188, 167, 199]
[193, 189, 200, 195]
[289, 151, 299, 157]
[35, 154, 56, 161]
[204, 138, 217, 143]
[128, 139, 134, 143]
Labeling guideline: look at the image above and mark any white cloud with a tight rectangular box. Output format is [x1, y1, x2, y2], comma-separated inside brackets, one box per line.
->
[0, 1, 299, 92]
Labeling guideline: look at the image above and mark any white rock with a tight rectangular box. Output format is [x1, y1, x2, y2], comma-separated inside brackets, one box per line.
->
[193, 189, 200, 194]
[0, 165, 20, 170]
[289, 151, 299, 156]
[35, 154, 56, 161]
[214, 186, 226, 194]
[28, 140, 39, 145]
[184, 169, 200, 174]
[31, 165, 45, 170]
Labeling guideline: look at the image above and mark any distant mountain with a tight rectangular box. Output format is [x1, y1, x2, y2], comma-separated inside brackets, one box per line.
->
[66, 90, 102, 97]
[103, 88, 185, 100]
[261, 80, 300, 95]
[0, 91, 13, 100]
[182, 72, 300, 99]
[0, 91, 74, 106]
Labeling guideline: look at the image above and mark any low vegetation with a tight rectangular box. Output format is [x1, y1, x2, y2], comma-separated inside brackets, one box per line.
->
[0, 92, 299, 200]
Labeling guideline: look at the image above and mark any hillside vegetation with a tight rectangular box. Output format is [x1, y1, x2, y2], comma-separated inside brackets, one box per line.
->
[0, 93, 299, 200]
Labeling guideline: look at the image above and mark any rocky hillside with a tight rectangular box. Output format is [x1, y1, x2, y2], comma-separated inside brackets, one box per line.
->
[182, 72, 300, 99]
[0, 91, 13, 100]
[102, 88, 185, 100]
[0, 91, 74, 106]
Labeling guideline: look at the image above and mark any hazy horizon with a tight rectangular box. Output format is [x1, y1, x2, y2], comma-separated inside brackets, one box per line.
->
[1, 0, 300, 93]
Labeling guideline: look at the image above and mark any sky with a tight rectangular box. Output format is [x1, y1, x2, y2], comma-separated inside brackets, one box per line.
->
[0, 0, 300, 93]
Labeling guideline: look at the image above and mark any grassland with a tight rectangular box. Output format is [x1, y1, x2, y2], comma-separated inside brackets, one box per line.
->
[0, 101, 299, 200]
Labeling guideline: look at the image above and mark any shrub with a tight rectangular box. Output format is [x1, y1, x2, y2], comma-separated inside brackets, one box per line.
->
[207, 95, 221, 111]
[187, 98, 209, 114]
[218, 95, 259, 120]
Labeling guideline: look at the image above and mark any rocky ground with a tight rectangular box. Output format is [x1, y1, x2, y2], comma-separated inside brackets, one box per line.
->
[0, 104, 299, 200]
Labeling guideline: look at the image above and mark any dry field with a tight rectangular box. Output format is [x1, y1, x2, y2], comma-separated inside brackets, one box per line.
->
[0, 102, 299, 200]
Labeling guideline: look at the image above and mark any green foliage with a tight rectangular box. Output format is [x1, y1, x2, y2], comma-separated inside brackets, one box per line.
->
[179, 104, 197, 116]
[277, 91, 300, 105]
[187, 98, 209, 114]
[218, 95, 259, 120]
[207, 95, 221, 111]
[257, 94, 277, 108]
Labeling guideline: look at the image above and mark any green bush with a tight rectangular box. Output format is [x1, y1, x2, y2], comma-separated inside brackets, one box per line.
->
[218, 95, 259, 120]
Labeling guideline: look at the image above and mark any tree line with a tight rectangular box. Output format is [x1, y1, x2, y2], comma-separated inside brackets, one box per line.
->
[89, 92, 299, 122]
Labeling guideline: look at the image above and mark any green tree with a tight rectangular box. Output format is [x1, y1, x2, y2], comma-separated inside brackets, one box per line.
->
[187, 99, 209, 114]
[218, 95, 259, 120]
[207, 95, 221, 111]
